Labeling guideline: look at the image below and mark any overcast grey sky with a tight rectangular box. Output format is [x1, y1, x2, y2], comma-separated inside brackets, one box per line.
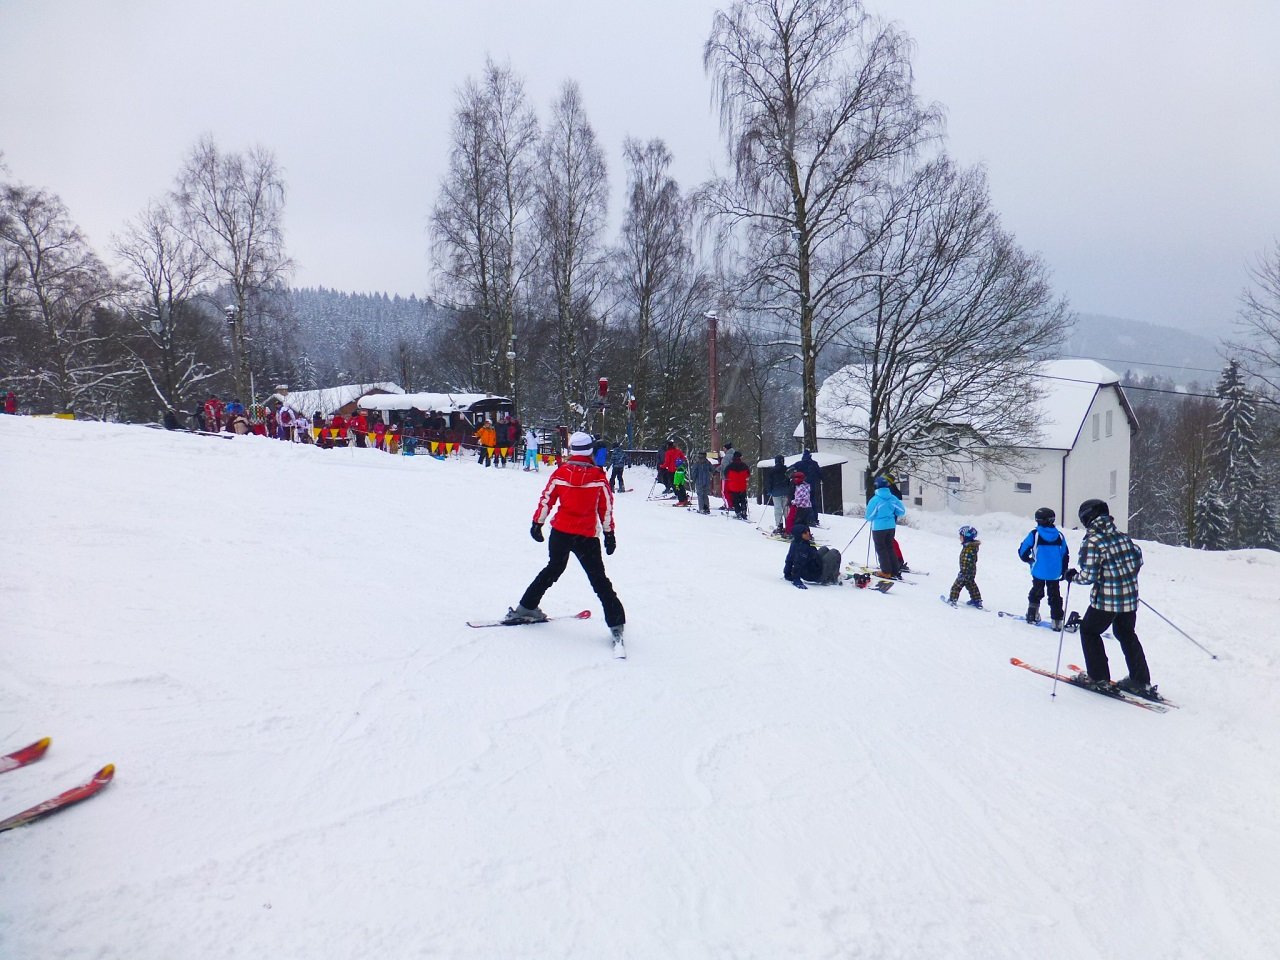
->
[4, 0, 1278, 335]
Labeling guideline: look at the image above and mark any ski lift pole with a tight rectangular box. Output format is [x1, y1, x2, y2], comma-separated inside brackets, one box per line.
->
[1140, 598, 1218, 660]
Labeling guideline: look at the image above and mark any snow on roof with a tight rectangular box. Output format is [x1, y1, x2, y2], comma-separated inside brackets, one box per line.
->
[803, 359, 1127, 451]
[356, 392, 510, 412]
[1033, 359, 1121, 450]
[271, 383, 403, 416]
[754, 452, 847, 469]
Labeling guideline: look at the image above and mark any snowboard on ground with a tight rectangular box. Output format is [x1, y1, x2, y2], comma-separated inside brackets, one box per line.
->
[0, 737, 51, 775]
[0, 763, 116, 833]
[1009, 658, 1173, 712]
[939, 595, 988, 612]
[466, 609, 592, 628]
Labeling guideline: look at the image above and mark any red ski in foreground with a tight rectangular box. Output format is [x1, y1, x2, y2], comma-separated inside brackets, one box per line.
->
[0, 737, 52, 775]
[466, 609, 592, 629]
[0, 764, 116, 833]
[1010, 658, 1170, 713]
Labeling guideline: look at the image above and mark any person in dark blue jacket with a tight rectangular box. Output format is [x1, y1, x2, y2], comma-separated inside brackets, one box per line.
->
[1017, 506, 1070, 628]
[783, 524, 842, 587]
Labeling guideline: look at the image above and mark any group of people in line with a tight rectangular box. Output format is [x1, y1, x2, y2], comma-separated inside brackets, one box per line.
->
[503, 430, 1155, 699]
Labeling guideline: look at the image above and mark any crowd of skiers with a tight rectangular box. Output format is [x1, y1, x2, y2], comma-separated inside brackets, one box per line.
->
[476, 424, 1157, 699]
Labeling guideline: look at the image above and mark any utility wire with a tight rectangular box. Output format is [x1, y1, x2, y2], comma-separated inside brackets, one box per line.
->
[1032, 372, 1280, 409]
[1060, 354, 1224, 376]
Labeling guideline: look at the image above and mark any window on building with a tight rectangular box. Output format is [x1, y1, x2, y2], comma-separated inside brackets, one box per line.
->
[1015, 482, 1032, 493]
[1105, 410, 1114, 437]
[1092, 413, 1100, 440]
[899, 476, 911, 496]
[914, 497, 923, 506]
[1109, 470, 1117, 496]
[947, 475, 961, 484]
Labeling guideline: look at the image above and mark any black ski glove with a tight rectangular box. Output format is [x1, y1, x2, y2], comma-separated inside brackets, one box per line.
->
[1065, 567, 1078, 582]
[603, 531, 616, 555]
[530, 522, 544, 542]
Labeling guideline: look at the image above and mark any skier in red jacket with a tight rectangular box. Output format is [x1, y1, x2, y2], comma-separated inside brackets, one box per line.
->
[506, 431, 625, 644]
[723, 450, 752, 519]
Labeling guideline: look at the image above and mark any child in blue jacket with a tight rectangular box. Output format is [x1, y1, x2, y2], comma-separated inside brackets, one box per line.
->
[1017, 507, 1070, 629]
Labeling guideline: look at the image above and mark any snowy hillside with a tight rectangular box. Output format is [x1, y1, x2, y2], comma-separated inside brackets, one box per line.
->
[2, 416, 1279, 960]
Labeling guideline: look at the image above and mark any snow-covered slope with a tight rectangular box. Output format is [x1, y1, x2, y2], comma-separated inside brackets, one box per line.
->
[2, 416, 1278, 959]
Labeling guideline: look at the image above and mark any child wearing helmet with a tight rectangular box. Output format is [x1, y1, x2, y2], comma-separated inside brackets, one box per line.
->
[1017, 507, 1070, 629]
[946, 526, 982, 609]
[672, 457, 689, 506]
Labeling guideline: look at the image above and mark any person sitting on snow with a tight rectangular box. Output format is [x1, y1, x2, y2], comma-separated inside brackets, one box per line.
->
[783, 524, 842, 588]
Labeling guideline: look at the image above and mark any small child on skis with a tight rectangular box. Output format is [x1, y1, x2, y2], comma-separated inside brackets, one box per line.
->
[946, 525, 982, 608]
[1017, 507, 1070, 629]
[672, 458, 689, 505]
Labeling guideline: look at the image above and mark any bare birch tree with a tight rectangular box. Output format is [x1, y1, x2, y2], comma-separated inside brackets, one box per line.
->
[114, 198, 221, 417]
[431, 59, 539, 395]
[0, 180, 118, 414]
[701, 0, 941, 450]
[173, 136, 291, 402]
[535, 80, 608, 421]
[613, 138, 717, 445]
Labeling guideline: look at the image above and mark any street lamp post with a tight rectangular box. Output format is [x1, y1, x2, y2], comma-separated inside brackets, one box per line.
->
[703, 310, 720, 457]
[506, 334, 518, 417]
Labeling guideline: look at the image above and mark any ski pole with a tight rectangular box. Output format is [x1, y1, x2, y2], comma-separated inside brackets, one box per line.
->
[1051, 579, 1073, 699]
[841, 520, 868, 555]
[1140, 598, 1218, 660]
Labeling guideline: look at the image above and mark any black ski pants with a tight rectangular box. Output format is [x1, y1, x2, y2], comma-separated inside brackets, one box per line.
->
[611, 464, 625, 492]
[872, 528, 901, 577]
[1079, 607, 1149, 685]
[1028, 578, 1064, 619]
[520, 528, 625, 628]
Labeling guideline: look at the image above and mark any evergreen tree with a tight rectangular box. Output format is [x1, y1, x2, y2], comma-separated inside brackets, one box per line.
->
[1192, 484, 1230, 550]
[1255, 490, 1280, 551]
[1209, 360, 1264, 547]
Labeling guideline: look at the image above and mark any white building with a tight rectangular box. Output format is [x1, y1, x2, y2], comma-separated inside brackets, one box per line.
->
[801, 359, 1138, 527]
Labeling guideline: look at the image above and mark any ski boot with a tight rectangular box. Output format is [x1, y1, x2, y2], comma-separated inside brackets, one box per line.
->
[1051, 617, 1064, 631]
[965, 599, 983, 610]
[1118, 676, 1161, 701]
[1071, 671, 1110, 692]
[1026, 604, 1041, 624]
[503, 604, 548, 625]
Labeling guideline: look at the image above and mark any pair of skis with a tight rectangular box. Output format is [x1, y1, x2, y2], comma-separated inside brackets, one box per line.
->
[0, 738, 115, 833]
[1010, 659, 1176, 712]
[465, 609, 626, 659]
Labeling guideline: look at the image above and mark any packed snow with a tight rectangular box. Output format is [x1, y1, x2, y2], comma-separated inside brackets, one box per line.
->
[2, 415, 1279, 959]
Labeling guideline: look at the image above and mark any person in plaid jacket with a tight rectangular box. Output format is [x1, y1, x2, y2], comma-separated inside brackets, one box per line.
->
[1067, 498, 1153, 695]
[946, 526, 982, 608]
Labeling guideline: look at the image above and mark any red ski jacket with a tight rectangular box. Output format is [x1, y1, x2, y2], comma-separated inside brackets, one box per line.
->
[532, 456, 616, 537]
[724, 460, 751, 494]
[661, 447, 685, 473]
